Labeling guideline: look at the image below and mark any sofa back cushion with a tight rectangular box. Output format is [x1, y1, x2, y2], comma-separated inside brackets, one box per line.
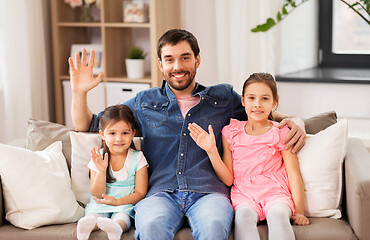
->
[26, 119, 72, 171]
[304, 111, 337, 134]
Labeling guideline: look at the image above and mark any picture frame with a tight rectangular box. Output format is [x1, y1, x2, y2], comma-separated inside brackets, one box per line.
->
[123, 1, 149, 23]
[70, 44, 103, 75]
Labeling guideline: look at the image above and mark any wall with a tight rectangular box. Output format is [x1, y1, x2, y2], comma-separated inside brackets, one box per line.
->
[278, 81, 370, 147]
[180, 0, 218, 87]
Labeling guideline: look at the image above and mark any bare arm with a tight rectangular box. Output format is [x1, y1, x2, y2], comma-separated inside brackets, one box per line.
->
[89, 148, 108, 198]
[68, 48, 103, 131]
[93, 166, 149, 206]
[282, 149, 309, 225]
[272, 111, 306, 153]
[188, 123, 234, 186]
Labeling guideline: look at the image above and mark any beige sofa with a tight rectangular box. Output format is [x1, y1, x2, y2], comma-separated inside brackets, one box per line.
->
[0, 111, 369, 240]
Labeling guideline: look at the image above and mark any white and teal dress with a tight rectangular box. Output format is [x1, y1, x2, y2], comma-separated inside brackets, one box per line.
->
[85, 148, 146, 218]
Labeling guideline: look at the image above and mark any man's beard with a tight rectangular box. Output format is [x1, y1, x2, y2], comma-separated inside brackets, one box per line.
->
[164, 65, 197, 91]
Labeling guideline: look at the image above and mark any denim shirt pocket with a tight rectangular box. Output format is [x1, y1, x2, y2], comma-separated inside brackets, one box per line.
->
[200, 95, 229, 125]
[141, 101, 169, 127]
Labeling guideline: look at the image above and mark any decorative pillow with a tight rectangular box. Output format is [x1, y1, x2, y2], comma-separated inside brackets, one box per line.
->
[70, 131, 103, 206]
[297, 119, 348, 218]
[304, 111, 337, 134]
[0, 141, 84, 229]
[26, 118, 72, 171]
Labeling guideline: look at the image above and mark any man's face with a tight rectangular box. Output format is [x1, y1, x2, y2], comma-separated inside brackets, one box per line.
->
[158, 41, 200, 95]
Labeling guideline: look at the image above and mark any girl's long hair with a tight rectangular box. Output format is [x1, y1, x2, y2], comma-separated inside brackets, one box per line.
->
[99, 104, 136, 183]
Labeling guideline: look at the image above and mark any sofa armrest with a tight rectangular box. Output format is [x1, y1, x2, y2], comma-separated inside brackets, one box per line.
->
[344, 138, 370, 240]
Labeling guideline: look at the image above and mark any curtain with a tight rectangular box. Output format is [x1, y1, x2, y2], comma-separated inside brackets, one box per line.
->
[0, 0, 51, 144]
[214, 0, 318, 94]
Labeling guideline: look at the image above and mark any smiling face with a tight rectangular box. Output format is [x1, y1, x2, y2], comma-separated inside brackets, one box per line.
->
[100, 120, 135, 156]
[241, 82, 277, 123]
[157, 40, 200, 95]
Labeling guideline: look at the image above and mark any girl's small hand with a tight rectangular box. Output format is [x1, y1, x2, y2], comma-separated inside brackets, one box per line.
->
[93, 194, 118, 206]
[291, 213, 310, 225]
[188, 123, 216, 153]
[90, 147, 108, 173]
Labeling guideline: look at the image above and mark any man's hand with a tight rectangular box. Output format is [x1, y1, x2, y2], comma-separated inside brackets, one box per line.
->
[68, 48, 103, 94]
[277, 117, 306, 153]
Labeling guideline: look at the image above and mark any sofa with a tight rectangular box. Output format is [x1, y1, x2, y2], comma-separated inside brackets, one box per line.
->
[0, 111, 369, 240]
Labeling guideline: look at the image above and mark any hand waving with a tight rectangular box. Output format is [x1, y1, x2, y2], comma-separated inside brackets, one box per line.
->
[188, 123, 216, 153]
[90, 147, 108, 173]
[68, 48, 103, 94]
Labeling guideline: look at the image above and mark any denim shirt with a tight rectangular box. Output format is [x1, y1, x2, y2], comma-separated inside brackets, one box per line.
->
[89, 81, 247, 197]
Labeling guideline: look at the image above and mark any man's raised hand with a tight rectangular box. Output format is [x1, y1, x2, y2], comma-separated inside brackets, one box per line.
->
[68, 48, 103, 94]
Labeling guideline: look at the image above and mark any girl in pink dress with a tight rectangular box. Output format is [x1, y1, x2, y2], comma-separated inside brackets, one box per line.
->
[188, 73, 309, 240]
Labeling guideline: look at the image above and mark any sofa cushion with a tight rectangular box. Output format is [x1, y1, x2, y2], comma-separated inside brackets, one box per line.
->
[0, 141, 84, 229]
[70, 131, 102, 206]
[26, 118, 72, 171]
[297, 119, 348, 218]
[304, 111, 337, 134]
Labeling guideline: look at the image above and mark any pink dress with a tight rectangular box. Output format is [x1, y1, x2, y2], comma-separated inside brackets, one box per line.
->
[221, 119, 295, 220]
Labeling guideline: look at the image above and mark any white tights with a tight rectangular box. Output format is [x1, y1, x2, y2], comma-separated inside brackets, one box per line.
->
[234, 203, 295, 240]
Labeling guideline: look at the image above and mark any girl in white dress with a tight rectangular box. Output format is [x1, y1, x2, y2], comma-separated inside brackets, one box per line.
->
[77, 104, 148, 240]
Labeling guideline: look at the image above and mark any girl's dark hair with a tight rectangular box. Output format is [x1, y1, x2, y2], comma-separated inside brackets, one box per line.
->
[99, 104, 136, 183]
[242, 72, 279, 120]
[157, 29, 200, 60]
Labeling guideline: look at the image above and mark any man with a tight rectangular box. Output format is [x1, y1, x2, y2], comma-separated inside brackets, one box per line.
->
[69, 29, 305, 240]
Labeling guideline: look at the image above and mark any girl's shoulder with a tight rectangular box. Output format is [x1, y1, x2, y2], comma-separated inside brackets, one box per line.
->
[223, 118, 246, 130]
[222, 118, 246, 141]
[130, 148, 148, 170]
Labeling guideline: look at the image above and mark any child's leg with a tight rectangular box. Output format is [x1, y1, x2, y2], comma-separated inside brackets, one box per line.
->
[77, 213, 103, 240]
[234, 205, 260, 240]
[112, 212, 131, 232]
[97, 212, 130, 240]
[265, 202, 294, 240]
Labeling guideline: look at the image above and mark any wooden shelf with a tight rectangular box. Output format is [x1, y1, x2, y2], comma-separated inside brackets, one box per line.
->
[51, 0, 180, 124]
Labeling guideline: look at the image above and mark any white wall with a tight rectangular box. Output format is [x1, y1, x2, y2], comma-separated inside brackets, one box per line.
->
[180, 0, 218, 87]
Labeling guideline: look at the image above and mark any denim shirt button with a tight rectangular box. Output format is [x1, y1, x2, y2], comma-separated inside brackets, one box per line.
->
[214, 102, 217, 105]
[188, 113, 191, 117]
[180, 153, 184, 156]
[183, 133, 186, 136]
[178, 116, 182, 119]
[178, 172, 182, 175]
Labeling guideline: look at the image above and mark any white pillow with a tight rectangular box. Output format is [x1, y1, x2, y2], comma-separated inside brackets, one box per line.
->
[0, 141, 84, 229]
[70, 131, 102, 206]
[297, 119, 348, 218]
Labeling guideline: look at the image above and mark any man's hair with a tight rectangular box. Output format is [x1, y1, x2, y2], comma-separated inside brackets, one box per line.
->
[157, 29, 200, 60]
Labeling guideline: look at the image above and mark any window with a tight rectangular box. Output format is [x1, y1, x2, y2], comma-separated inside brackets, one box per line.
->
[319, 0, 370, 68]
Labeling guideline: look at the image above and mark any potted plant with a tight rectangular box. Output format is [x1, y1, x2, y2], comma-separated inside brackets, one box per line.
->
[125, 46, 147, 79]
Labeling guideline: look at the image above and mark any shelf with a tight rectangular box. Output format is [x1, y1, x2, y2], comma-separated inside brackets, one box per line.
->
[51, 0, 181, 124]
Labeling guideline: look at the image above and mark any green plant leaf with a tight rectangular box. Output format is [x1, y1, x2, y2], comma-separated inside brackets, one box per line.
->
[282, 5, 288, 15]
[127, 46, 146, 59]
[277, 11, 282, 21]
